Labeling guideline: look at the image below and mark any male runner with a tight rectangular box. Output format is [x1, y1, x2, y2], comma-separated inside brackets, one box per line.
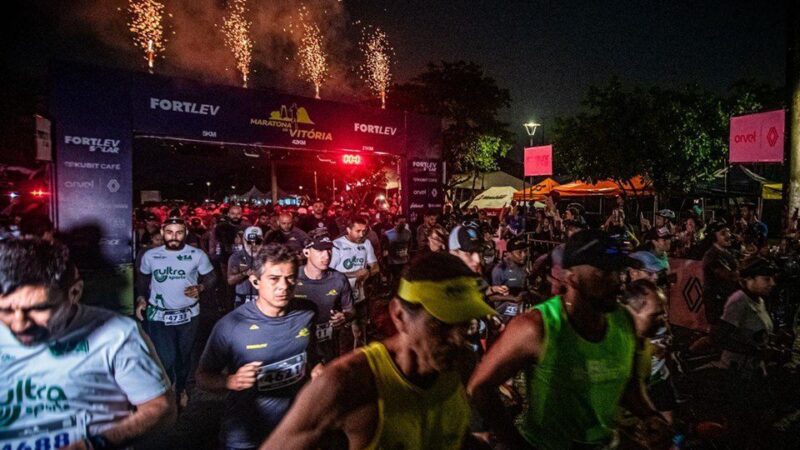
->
[0, 239, 173, 450]
[136, 217, 216, 402]
[294, 230, 354, 363]
[196, 244, 318, 449]
[227, 226, 264, 308]
[330, 216, 379, 345]
[469, 229, 669, 449]
[261, 252, 496, 449]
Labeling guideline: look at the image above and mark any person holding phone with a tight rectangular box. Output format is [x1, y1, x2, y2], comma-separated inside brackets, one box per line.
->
[228, 226, 265, 308]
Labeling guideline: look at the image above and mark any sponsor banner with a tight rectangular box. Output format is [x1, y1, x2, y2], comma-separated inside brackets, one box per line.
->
[667, 258, 709, 332]
[407, 159, 443, 216]
[131, 75, 407, 154]
[524, 145, 553, 176]
[729, 109, 785, 163]
[56, 126, 133, 267]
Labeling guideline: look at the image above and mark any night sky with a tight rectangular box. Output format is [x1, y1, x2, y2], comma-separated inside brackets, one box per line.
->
[2, 0, 787, 153]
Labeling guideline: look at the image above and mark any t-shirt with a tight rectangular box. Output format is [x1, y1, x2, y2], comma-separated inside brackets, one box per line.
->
[281, 228, 309, 254]
[0, 305, 169, 449]
[330, 236, 377, 303]
[383, 226, 412, 266]
[140, 244, 214, 322]
[719, 290, 774, 370]
[299, 215, 338, 236]
[702, 245, 739, 323]
[198, 300, 317, 449]
[491, 259, 528, 291]
[228, 249, 258, 299]
[294, 266, 354, 362]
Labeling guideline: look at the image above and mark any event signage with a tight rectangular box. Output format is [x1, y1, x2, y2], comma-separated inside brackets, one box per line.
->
[524, 145, 553, 176]
[729, 109, 785, 163]
[407, 160, 443, 217]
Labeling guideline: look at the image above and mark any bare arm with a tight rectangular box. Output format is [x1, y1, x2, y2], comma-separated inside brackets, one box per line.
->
[261, 354, 374, 450]
[468, 311, 543, 449]
[93, 393, 176, 448]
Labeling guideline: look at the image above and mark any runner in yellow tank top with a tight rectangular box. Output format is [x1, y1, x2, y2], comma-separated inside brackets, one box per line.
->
[261, 251, 497, 449]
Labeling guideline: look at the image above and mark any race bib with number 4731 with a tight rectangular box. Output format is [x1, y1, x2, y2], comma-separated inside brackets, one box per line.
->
[256, 353, 307, 392]
[163, 310, 191, 326]
[0, 412, 88, 450]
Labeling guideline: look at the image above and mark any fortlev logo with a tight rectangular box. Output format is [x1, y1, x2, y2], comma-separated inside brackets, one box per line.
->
[65, 136, 120, 154]
[150, 98, 220, 116]
[353, 123, 397, 136]
[250, 103, 333, 141]
[411, 161, 437, 172]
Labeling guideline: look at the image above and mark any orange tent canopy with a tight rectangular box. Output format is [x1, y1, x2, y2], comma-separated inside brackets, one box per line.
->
[513, 178, 560, 201]
[552, 176, 653, 198]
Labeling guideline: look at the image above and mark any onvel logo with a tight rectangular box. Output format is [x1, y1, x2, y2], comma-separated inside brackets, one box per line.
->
[733, 131, 756, 143]
[153, 267, 187, 282]
[250, 103, 333, 141]
[150, 98, 220, 116]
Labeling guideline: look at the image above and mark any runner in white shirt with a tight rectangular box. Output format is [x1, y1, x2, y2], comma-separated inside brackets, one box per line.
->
[330, 216, 378, 347]
[0, 239, 173, 450]
[136, 218, 216, 405]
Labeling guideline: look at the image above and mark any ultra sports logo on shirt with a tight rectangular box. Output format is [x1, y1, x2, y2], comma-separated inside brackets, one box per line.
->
[153, 267, 187, 283]
[0, 378, 70, 428]
[342, 256, 366, 271]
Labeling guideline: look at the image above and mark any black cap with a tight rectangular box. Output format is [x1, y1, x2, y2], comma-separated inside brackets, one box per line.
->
[739, 257, 779, 278]
[163, 217, 185, 227]
[563, 229, 639, 271]
[145, 212, 159, 222]
[506, 237, 528, 252]
[304, 232, 334, 250]
[449, 224, 485, 253]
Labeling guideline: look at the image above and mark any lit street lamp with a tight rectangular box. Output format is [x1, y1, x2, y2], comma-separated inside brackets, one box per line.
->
[206, 181, 211, 198]
[523, 121, 541, 146]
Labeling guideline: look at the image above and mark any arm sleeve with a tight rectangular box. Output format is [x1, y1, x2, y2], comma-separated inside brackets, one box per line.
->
[198, 250, 214, 275]
[330, 245, 342, 270]
[113, 321, 171, 405]
[365, 240, 378, 265]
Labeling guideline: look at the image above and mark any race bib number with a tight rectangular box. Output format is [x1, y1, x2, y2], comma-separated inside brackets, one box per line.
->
[257, 353, 307, 391]
[163, 310, 190, 326]
[0, 413, 87, 450]
[505, 304, 519, 317]
[315, 322, 333, 342]
[243, 295, 257, 303]
[396, 248, 408, 258]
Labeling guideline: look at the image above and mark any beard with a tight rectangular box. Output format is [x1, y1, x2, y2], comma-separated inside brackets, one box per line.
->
[229, 218, 242, 225]
[165, 239, 185, 250]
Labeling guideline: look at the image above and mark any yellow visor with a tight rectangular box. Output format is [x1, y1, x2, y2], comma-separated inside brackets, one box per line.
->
[397, 276, 496, 324]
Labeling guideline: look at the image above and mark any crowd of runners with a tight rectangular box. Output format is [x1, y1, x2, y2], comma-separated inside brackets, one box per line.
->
[2, 195, 800, 449]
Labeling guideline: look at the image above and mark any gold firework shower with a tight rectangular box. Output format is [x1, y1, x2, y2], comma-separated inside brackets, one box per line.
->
[220, 0, 253, 88]
[126, 0, 167, 73]
[360, 27, 394, 109]
[296, 8, 328, 99]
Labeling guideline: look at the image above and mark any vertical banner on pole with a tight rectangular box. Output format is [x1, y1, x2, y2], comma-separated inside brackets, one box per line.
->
[524, 145, 553, 176]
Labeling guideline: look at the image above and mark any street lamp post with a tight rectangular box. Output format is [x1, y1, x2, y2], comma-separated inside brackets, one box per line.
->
[522, 122, 542, 210]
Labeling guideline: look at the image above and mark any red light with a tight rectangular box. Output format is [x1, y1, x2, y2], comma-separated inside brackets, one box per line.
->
[30, 189, 48, 197]
[342, 154, 362, 165]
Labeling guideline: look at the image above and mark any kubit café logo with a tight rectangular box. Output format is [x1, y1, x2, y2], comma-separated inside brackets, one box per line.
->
[251, 103, 333, 141]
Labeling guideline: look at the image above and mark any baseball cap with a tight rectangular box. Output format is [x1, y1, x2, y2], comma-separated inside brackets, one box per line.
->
[397, 276, 496, 324]
[657, 209, 676, 220]
[145, 212, 159, 222]
[304, 233, 334, 251]
[244, 226, 263, 242]
[448, 224, 485, 253]
[630, 251, 669, 273]
[563, 229, 639, 271]
[506, 236, 528, 252]
[739, 256, 779, 278]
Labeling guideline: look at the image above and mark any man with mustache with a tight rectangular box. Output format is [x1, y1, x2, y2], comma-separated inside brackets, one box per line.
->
[136, 217, 217, 407]
[0, 239, 174, 450]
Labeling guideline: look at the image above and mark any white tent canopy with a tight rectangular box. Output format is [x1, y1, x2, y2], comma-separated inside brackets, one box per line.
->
[454, 171, 524, 191]
[468, 186, 519, 210]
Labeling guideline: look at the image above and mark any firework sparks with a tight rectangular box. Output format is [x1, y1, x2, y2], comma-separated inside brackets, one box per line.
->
[126, 0, 167, 73]
[360, 27, 394, 109]
[220, 0, 253, 88]
[295, 7, 328, 99]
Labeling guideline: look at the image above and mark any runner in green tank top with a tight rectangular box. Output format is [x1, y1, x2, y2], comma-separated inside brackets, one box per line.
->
[469, 230, 670, 449]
